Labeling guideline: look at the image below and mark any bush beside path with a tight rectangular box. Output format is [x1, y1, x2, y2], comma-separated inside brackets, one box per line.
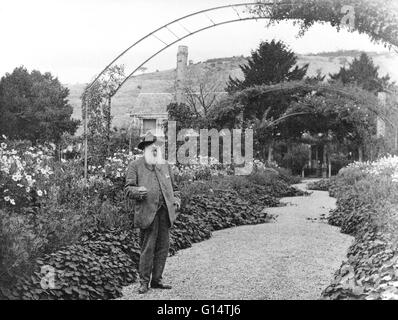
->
[119, 181, 353, 300]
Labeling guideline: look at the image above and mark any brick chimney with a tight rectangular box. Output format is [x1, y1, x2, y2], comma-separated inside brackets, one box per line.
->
[176, 45, 188, 103]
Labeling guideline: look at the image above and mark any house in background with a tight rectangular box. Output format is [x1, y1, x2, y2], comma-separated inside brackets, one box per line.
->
[130, 46, 189, 136]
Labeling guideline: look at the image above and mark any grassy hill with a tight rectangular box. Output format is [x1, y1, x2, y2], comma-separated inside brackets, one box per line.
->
[67, 50, 398, 132]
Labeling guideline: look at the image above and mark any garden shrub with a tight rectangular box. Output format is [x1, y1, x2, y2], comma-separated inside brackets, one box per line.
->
[0, 208, 48, 291]
[322, 157, 398, 300]
[1, 171, 302, 300]
[1, 140, 305, 300]
[275, 167, 302, 185]
[1, 228, 140, 300]
[307, 178, 332, 191]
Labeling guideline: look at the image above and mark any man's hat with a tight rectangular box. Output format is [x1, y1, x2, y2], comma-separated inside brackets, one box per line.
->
[137, 132, 157, 150]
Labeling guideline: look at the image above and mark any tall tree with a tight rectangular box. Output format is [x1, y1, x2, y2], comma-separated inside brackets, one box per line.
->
[0, 67, 79, 143]
[329, 53, 393, 93]
[225, 40, 309, 160]
[226, 40, 308, 93]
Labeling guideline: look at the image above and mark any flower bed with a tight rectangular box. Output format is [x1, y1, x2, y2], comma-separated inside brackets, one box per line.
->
[1, 138, 304, 300]
[2, 179, 278, 300]
[322, 156, 398, 300]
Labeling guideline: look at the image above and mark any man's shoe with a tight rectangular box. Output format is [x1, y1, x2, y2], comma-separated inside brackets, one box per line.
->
[138, 282, 149, 294]
[150, 281, 172, 289]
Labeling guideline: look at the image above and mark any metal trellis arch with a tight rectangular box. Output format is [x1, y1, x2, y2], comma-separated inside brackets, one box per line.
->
[85, 2, 288, 97]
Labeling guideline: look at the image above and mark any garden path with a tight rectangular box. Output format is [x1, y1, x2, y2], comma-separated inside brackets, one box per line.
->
[119, 181, 353, 300]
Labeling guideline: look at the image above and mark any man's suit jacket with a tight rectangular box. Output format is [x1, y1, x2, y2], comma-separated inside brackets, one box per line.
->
[125, 157, 180, 229]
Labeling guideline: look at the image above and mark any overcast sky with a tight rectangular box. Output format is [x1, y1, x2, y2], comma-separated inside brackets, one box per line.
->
[0, 0, 392, 84]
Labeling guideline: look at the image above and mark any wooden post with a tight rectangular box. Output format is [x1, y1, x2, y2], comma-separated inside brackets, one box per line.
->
[84, 96, 88, 182]
[106, 95, 112, 157]
[268, 144, 273, 162]
[328, 155, 332, 178]
[358, 147, 363, 162]
[315, 146, 320, 177]
[322, 145, 327, 178]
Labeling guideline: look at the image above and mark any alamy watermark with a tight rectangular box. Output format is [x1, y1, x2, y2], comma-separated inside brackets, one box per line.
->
[341, 5, 355, 31]
[146, 121, 254, 176]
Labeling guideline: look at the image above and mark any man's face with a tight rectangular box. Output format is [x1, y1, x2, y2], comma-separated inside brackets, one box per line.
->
[144, 143, 162, 164]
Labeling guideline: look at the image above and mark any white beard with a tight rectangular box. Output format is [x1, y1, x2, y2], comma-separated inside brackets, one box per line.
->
[144, 146, 164, 165]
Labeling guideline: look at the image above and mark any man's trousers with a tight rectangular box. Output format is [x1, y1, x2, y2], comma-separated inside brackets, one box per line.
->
[139, 206, 170, 284]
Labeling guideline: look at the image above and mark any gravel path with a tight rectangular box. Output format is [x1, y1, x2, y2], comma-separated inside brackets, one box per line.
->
[119, 181, 353, 300]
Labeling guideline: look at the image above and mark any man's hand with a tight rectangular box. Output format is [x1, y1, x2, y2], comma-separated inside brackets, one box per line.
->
[125, 186, 148, 201]
[137, 186, 148, 200]
[174, 198, 181, 211]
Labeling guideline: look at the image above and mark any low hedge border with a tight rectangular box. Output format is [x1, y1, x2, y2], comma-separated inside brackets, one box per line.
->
[322, 177, 398, 300]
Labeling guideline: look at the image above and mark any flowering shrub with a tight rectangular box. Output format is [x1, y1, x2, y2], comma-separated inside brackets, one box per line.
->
[4, 169, 297, 300]
[94, 150, 278, 184]
[1, 138, 54, 209]
[365, 155, 398, 182]
[1, 137, 304, 300]
[342, 155, 398, 182]
[90, 151, 140, 181]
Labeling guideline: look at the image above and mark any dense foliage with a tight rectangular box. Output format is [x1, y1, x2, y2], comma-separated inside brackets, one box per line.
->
[307, 178, 333, 191]
[0, 137, 304, 300]
[321, 156, 398, 300]
[249, 0, 398, 49]
[0, 67, 79, 144]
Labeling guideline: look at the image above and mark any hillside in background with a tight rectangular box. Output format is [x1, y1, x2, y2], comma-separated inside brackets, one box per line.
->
[67, 50, 398, 131]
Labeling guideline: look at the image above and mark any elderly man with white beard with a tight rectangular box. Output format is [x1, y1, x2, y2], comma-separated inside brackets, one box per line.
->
[125, 132, 181, 294]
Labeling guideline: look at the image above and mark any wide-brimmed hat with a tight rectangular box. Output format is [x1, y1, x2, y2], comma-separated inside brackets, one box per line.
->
[137, 132, 157, 150]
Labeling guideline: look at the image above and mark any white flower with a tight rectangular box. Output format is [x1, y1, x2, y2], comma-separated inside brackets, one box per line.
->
[1, 142, 7, 149]
[12, 173, 22, 182]
[26, 187, 31, 193]
[37, 190, 43, 197]
[4, 196, 10, 202]
[10, 199, 15, 205]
